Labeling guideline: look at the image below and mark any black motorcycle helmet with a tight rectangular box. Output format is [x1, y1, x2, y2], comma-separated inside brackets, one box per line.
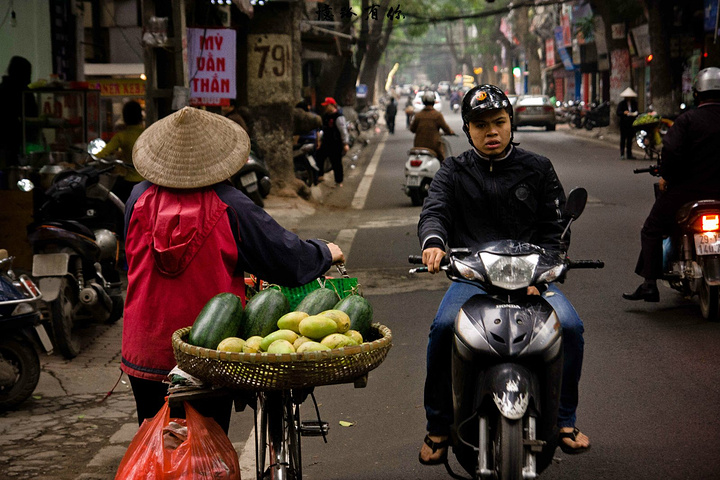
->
[461, 85, 515, 149]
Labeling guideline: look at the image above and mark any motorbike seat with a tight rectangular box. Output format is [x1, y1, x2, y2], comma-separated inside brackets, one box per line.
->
[408, 148, 437, 158]
[31, 220, 96, 239]
[676, 199, 720, 224]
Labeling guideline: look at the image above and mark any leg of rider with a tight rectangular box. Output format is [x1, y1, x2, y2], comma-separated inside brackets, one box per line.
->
[542, 285, 590, 451]
[423, 281, 484, 460]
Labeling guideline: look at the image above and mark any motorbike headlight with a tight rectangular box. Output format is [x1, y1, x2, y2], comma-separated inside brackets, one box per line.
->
[635, 130, 647, 149]
[537, 264, 566, 284]
[480, 253, 538, 290]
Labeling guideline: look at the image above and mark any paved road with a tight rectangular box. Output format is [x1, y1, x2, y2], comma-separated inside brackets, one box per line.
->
[2, 110, 678, 480]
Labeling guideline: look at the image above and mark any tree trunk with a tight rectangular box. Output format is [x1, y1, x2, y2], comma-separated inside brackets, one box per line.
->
[644, 0, 675, 116]
[357, 0, 394, 105]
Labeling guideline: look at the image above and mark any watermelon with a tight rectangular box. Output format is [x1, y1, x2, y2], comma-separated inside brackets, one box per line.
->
[333, 295, 373, 337]
[188, 293, 244, 349]
[294, 288, 340, 315]
[240, 288, 290, 339]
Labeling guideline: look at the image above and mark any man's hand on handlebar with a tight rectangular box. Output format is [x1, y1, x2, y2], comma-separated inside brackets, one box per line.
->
[422, 247, 446, 274]
[327, 242, 345, 264]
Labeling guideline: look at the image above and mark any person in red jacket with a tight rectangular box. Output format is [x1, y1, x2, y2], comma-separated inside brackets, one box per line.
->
[123, 107, 344, 432]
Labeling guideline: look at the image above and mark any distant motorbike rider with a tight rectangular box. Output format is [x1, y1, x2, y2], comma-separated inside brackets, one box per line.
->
[410, 91, 454, 160]
[624, 67, 720, 302]
[417, 84, 590, 465]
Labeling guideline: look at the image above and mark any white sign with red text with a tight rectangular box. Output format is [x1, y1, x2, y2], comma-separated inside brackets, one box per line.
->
[187, 28, 236, 101]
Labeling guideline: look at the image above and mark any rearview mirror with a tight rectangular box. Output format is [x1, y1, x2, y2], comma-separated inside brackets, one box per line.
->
[565, 187, 588, 220]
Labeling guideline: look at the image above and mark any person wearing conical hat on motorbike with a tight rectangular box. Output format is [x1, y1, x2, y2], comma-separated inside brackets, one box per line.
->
[122, 107, 344, 432]
[623, 67, 720, 302]
[417, 85, 591, 465]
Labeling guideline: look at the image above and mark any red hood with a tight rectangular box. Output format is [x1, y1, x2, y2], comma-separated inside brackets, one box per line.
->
[141, 186, 228, 276]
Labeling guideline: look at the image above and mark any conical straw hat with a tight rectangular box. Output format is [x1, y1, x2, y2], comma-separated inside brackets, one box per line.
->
[620, 87, 637, 98]
[133, 106, 250, 189]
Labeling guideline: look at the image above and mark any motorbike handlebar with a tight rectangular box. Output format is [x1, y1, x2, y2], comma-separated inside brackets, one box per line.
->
[633, 166, 660, 175]
[568, 260, 604, 269]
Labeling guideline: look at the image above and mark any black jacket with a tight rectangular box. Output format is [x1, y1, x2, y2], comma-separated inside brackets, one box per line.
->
[661, 102, 720, 193]
[418, 147, 567, 252]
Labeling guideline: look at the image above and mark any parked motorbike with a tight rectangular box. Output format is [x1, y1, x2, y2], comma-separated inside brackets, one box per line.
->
[634, 164, 720, 321]
[24, 140, 126, 359]
[293, 142, 321, 187]
[402, 136, 453, 206]
[409, 188, 603, 479]
[232, 149, 271, 208]
[0, 249, 54, 410]
[583, 101, 610, 130]
[358, 106, 380, 131]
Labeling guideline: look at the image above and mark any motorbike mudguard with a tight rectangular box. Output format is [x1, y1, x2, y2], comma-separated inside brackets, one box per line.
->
[485, 363, 537, 420]
[36, 277, 63, 302]
[700, 256, 720, 285]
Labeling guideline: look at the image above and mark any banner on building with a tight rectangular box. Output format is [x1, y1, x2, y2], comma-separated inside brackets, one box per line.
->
[187, 28, 237, 103]
[555, 26, 575, 71]
[704, 0, 720, 33]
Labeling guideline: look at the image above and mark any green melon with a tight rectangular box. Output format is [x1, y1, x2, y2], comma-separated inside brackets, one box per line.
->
[239, 288, 290, 339]
[188, 293, 244, 349]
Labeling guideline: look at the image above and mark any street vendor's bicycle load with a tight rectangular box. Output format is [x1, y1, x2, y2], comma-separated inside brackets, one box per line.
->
[171, 274, 392, 480]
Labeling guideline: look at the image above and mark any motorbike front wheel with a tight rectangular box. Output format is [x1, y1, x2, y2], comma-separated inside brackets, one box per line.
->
[50, 277, 81, 359]
[494, 416, 523, 480]
[699, 277, 720, 321]
[0, 338, 40, 410]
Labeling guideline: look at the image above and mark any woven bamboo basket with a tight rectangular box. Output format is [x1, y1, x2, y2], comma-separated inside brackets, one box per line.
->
[172, 323, 392, 391]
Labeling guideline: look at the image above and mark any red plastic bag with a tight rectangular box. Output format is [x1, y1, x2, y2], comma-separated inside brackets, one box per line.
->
[115, 400, 240, 480]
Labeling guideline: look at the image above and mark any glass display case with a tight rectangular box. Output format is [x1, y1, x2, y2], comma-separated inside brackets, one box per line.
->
[21, 88, 102, 164]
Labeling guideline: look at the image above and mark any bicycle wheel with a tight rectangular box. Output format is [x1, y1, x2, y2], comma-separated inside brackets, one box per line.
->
[257, 391, 302, 480]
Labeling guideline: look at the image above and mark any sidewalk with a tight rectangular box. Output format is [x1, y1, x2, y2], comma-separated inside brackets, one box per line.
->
[0, 127, 383, 480]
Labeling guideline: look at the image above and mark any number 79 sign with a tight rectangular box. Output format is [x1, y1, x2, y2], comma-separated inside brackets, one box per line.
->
[247, 34, 293, 106]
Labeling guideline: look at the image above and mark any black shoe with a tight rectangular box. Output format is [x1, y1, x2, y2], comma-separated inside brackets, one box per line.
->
[622, 283, 659, 302]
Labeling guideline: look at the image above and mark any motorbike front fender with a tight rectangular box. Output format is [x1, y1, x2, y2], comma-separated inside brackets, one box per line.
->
[487, 363, 536, 420]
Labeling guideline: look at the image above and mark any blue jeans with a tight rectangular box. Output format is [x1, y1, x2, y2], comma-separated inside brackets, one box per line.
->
[425, 282, 584, 435]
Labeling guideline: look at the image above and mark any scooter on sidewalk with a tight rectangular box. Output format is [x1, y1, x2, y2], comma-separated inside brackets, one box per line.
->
[0, 249, 53, 410]
[23, 140, 126, 359]
[409, 188, 603, 479]
[232, 149, 271, 208]
[583, 101, 610, 130]
[403, 136, 453, 206]
[633, 164, 720, 321]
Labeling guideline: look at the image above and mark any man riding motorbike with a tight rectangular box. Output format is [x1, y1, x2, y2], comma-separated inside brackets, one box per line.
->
[410, 91, 454, 160]
[623, 67, 720, 302]
[417, 84, 591, 465]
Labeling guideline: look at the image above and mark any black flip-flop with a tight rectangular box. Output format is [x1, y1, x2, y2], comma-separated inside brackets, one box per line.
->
[558, 427, 591, 455]
[419, 434, 449, 465]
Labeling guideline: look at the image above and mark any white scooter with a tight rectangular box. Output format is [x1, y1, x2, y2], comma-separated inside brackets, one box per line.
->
[403, 136, 453, 206]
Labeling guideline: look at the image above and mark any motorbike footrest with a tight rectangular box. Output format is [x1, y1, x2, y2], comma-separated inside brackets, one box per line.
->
[299, 420, 329, 437]
[523, 438, 546, 453]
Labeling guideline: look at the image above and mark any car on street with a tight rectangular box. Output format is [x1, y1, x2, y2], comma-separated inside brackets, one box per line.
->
[412, 90, 442, 111]
[437, 81, 451, 96]
[513, 94, 556, 131]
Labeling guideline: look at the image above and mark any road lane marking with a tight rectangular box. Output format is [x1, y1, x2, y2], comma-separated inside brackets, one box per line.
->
[334, 228, 358, 259]
[351, 133, 387, 210]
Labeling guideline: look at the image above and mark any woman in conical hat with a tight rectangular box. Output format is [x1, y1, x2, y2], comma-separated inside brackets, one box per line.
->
[617, 87, 639, 159]
[123, 107, 344, 431]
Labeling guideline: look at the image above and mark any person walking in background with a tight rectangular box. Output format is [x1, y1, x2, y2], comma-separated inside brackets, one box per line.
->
[95, 100, 145, 202]
[405, 95, 414, 128]
[385, 97, 397, 134]
[617, 87, 639, 160]
[0, 56, 38, 185]
[316, 97, 350, 187]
